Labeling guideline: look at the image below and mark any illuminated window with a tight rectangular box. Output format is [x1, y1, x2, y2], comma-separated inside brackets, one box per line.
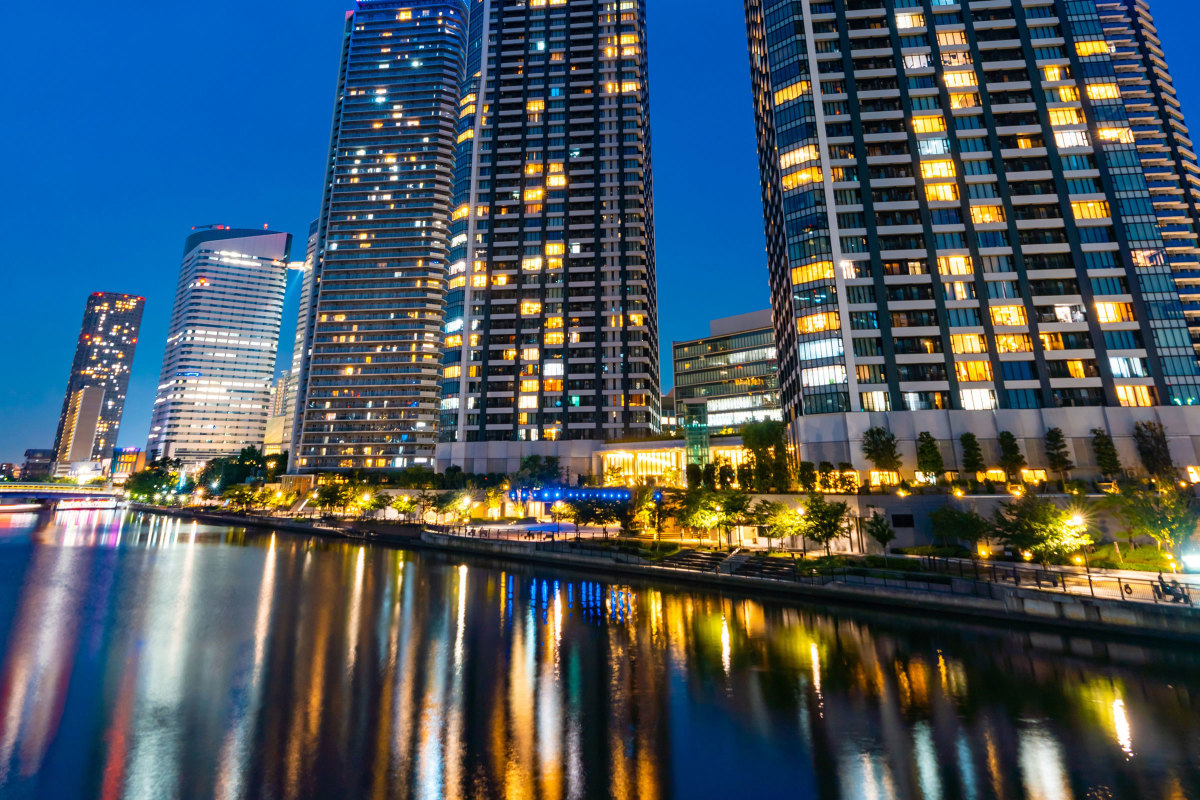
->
[948, 92, 980, 109]
[1096, 127, 1135, 144]
[921, 160, 956, 179]
[544, 332, 564, 345]
[895, 12, 924, 29]
[925, 183, 959, 202]
[1075, 40, 1112, 56]
[1115, 385, 1154, 407]
[520, 301, 542, 315]
[960, 388, 997, 410]
[969, 206, 1005, 224]
[943, 71, 977, 88]
[995, 334, 1033, 353]
[773, 81, 811, 106]
[1048, 108, 1084, 127]
[1095, 302, 1135, 323]
[782, 167, 822, 190]
[1056, 86, 1080, 102]
[1071, 200, 1111, 220]
[522, 257, 544, 271]
[913, 116, 947, 134]
[951, 334, 987, 354]
[791, 261, 835, 285]
[797, 312, 839, 334]
[518, 396, 538, 409]
[1043, 65, 1066, 82]
[938, 255, 973, 275]
[1086, 83, 1120, 100]
[443, 365, 462, 379]
[956, 360, 994, 382]
[780, 144, 819, 170]
[1054, 130, 1090, 148]
[990, 305, 1028, 327]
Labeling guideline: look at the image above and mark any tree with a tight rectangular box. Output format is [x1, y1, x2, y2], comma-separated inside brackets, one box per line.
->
[959, 432, 985, 475]
[515, 455, 562, 487]
[316, 484, 344, 514]
[714, 458, 735, 491]
[390, 494, 416, 521]
[996, 431, 1026, 482]
[716, 490, 754, 548]
[992, 494, 1091, 565]
[797, 461, 818, 493]
[861, 426, 902, 473]
[682, 491, 723, 545]
[817, 461, 836, 492]
[742, 420, 790, 492]
[685, 463, 703, 491]
[754, 500, 805, 552]
[1091, 428, 1122, 479]
[929, 505, 992, 551]
[1043, 427, 1074, 482]
[836, 462, 857, 494]
[798, 494, 850, 557]
[864, 513, 896, 564]
[736, 460, 754, 490]
[915, 432, 945, 478]
[1104, 483, 1199, 555]
[484, 487, 505, 519]
[1133, 420, 1176, 480]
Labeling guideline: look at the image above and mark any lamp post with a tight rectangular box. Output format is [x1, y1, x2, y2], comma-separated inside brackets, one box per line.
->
[1070, 513, 1094, 597]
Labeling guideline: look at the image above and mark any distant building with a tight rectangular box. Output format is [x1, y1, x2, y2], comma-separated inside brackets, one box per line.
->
[147, 225, 292, 468]
[22, 450, 53, 481]
[0, 464, 16, 481]
[660, 389, 678, 436]
[55, 385, 107, 469]
[53, 292, 144, 463]
[673, 310, 782, 437]
[109, 447, 146, 485]
[262, 373, 292, 456]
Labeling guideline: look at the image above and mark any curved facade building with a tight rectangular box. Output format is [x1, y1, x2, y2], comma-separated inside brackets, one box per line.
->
[147, 226, 292, 467]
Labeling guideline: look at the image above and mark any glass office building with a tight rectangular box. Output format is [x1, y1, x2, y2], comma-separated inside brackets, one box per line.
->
[435, 0, 659, 477]
[148, 226, 292, 467]
[53, 292, 144, 463]
[673, 310, 782, 435]
[293, 0, 469, 472]
[746, 0, 1200, 428]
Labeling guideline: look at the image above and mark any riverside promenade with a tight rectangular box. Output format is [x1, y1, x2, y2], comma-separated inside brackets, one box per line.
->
[135, 505, 1200, 644]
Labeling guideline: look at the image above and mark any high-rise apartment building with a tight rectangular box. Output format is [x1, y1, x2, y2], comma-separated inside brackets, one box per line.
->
[292, 0, 469, 472]
[1096, 0, 1200, 357]
[436, 0, 660, 477]
[148, 226, 292, 467]
[743, 0, 1200, 470]
[52, 292, 144, 463]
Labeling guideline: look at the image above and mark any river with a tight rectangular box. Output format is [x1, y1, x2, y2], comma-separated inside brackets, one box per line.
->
[0, 510, 1197, 799]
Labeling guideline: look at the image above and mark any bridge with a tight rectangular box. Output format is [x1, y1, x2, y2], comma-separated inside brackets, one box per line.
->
[0, 483, 121, 510]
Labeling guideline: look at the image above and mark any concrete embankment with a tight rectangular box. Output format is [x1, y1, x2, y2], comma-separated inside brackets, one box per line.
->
[132, 505, 1200, 644]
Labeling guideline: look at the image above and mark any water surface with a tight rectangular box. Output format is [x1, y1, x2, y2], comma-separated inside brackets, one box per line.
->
[0, 510, 1198, 800]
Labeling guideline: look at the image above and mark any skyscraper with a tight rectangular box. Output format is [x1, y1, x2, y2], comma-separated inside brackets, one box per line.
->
[436, 0, 660, 477]
[148, 226, 292, 467]
[743, 0, 1200, 469]
[292, 0, 470, 472]
[52, 292, 144, 463]
[285, 220, 318, 457]
[1096, 0, 1200, 357]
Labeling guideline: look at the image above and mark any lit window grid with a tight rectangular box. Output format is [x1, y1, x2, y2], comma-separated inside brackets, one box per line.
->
[294, 1, 469, 471]
[437, 0, 659, 445]
[747, 0, 1199, 418]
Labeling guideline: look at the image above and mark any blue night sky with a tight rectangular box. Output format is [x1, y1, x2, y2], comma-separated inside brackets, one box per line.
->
[0, 0, 1196, 462]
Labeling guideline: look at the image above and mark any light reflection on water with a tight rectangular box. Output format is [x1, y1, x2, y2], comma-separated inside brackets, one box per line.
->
[0, 511, 1198, 800]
